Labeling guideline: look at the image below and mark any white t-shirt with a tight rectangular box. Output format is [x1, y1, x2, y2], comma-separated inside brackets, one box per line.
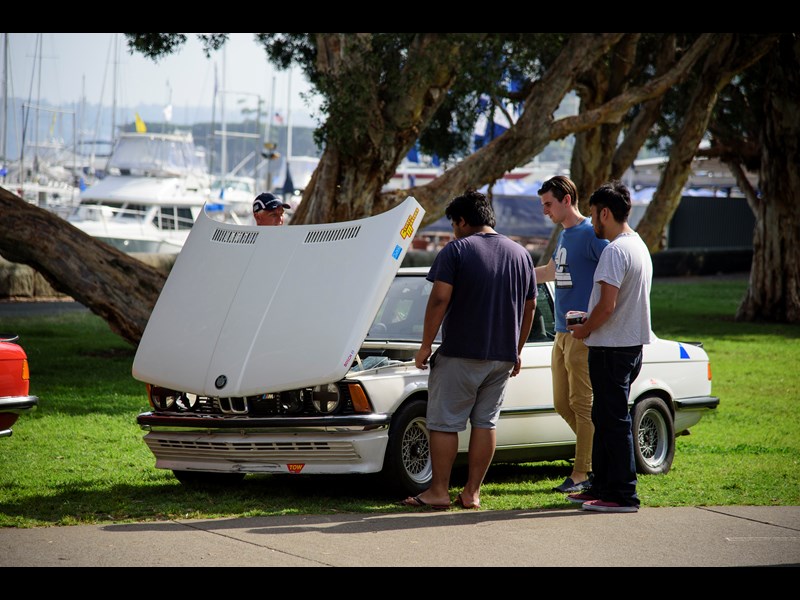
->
[585, 232, 654, 347]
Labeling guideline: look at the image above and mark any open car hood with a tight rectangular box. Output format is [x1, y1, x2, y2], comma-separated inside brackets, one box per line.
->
[132, 197, 424, 396]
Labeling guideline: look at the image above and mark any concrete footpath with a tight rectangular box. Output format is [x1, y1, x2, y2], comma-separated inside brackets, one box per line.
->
[1, 506, 798, 567]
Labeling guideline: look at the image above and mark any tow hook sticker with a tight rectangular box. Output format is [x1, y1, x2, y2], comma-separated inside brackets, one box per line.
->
[287, 464, 305, 474]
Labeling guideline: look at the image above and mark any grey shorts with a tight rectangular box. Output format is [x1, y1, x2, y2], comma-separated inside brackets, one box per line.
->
[426, 353, 515, 432]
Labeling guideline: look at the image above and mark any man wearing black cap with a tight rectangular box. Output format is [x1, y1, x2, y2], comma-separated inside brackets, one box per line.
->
[253, 192, 291, 226]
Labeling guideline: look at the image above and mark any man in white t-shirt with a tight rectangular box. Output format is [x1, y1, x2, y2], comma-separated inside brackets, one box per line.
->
[567, 180, 653, 514]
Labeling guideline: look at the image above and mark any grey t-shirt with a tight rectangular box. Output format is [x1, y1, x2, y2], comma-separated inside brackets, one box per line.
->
[585, 232, 653, 347]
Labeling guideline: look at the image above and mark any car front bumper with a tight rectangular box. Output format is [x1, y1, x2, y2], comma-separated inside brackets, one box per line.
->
[141, 428, 390, 475]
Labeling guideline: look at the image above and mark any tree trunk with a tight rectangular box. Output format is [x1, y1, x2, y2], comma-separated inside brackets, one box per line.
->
[737, 34, 800, 324]
[636, 36, 737, 251]
[381, 32, 704, 226]
[540, 34, 668, 266]
[292, 33, 470, 226]
[0, 188, 165, 345]
[636, 34, 779, 252]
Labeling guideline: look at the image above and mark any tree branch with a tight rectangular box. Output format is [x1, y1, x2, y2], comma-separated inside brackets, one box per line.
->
[549, 33, 715, 140]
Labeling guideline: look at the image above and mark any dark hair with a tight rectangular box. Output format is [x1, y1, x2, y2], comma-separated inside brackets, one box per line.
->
[588, 180, 632, 223]
[537, 175, 578, 205]
[445, 189, 496, 228]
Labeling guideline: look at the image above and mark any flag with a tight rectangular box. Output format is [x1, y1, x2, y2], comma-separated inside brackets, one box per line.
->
[274, 112, 284, 125]
[135, 113, 147, 133]
[163, 104, 173, 122]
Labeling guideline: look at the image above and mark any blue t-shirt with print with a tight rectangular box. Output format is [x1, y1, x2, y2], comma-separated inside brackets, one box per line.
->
[551, 218, 609, 333]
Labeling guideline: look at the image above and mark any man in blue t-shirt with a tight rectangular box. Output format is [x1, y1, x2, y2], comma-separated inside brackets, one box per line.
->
[402, 189, 536, 511]
[534, 176, 609, 494]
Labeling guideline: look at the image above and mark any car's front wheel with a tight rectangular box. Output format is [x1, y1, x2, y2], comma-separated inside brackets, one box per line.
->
[631, 396, 675, 475]
[173, 470, 246, 486]
[382, 398, 432, 496]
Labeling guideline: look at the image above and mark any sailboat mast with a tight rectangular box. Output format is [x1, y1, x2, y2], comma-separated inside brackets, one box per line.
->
[208, 62, 216, 176]
[34, 33, 42, 177]
[220, 45, 227, 179]
[111, 34, 117, 143]
[1, 33, 8, 167]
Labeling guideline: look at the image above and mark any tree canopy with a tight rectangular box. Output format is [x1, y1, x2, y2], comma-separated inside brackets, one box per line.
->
[1, 32, 794, 348]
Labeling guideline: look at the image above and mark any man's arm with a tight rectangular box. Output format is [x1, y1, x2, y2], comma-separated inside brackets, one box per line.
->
[569, 281, 618, 340]
[534, 259, 555, 284]
[512, 297, 537, 376]
[415, 280, 452, 369]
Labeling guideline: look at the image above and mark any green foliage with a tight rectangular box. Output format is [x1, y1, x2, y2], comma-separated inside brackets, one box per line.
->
[252, 33, 567, 160]
[124, 33, 229, 61]
[124, 33, 189, 61]
[1, 277, 798, 527]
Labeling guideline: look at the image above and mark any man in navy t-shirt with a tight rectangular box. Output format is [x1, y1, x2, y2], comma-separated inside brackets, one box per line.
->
[402, 189, 536, 511]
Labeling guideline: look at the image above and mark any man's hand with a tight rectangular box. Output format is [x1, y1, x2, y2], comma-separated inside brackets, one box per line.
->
[568, 323, 590, 340]
[415, 345, 432, 370]
[510, 355, 522, 377]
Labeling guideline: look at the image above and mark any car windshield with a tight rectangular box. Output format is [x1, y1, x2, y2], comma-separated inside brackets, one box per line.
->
[367, 275, 555, 344]
[366, 274, 438, 342]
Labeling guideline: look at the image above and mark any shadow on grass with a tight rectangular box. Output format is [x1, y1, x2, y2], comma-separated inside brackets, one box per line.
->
[1, 462, 573, 527]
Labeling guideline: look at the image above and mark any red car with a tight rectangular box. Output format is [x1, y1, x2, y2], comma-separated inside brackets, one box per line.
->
[0, 334, 38, 438]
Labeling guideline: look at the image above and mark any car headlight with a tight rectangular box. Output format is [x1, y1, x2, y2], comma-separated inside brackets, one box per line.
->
[147, 385, 179, 410]
[146, 385, 198, 412]
[280, 390, 304, 413]
[311, 383, 340, 414]
[175, 392, 198, 411]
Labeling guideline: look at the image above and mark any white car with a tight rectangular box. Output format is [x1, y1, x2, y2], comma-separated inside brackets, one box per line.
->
[133, 198, 719, 495]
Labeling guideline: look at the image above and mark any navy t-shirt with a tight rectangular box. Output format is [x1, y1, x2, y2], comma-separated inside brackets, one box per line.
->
[428, 232, 536, 363]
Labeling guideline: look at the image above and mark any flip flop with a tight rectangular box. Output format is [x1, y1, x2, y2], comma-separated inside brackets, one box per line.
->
[401, 495, 450, 510]
[455, 492, 481, 510]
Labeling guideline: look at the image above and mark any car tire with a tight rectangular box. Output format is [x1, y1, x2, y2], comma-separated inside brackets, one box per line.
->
[382, 398, 432, 496]
[631, 396, 675, 475]
[173, 470, 246, 486]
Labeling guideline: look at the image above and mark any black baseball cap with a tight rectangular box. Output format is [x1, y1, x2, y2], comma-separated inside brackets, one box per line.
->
[253, 192, 291, 213]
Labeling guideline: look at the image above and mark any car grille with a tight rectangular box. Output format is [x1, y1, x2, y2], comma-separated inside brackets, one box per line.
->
[146, 437, 361, 462]
[152, 385, 356, 417]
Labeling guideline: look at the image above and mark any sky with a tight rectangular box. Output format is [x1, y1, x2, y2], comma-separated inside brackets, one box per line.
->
[4, 33, 320, 127]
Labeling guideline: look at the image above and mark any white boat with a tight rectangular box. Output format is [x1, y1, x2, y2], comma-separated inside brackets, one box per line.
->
[68, 131, 220, 254]
[209, 174, 257, 223]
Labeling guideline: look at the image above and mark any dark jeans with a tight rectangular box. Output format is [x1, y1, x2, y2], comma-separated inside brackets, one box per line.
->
[588, 345, 643, 507]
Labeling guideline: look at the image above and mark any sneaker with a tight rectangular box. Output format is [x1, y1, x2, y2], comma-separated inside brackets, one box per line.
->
[580, 500, 638, 513]
[552, 477, 576, 493]
[565, 477, 594, 493]
[571, 479, 594, 492]
[554, 473, 594, 493]
[566, 492, 598, 504]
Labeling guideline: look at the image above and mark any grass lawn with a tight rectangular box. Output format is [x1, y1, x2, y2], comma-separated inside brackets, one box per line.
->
[1, 276, 798, 527]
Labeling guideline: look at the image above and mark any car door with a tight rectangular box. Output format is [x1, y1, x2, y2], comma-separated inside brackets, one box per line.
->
[495, 283, 575, 448]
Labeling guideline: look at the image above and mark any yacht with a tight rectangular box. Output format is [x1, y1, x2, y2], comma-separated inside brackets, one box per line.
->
[68, 131, 221, 254]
